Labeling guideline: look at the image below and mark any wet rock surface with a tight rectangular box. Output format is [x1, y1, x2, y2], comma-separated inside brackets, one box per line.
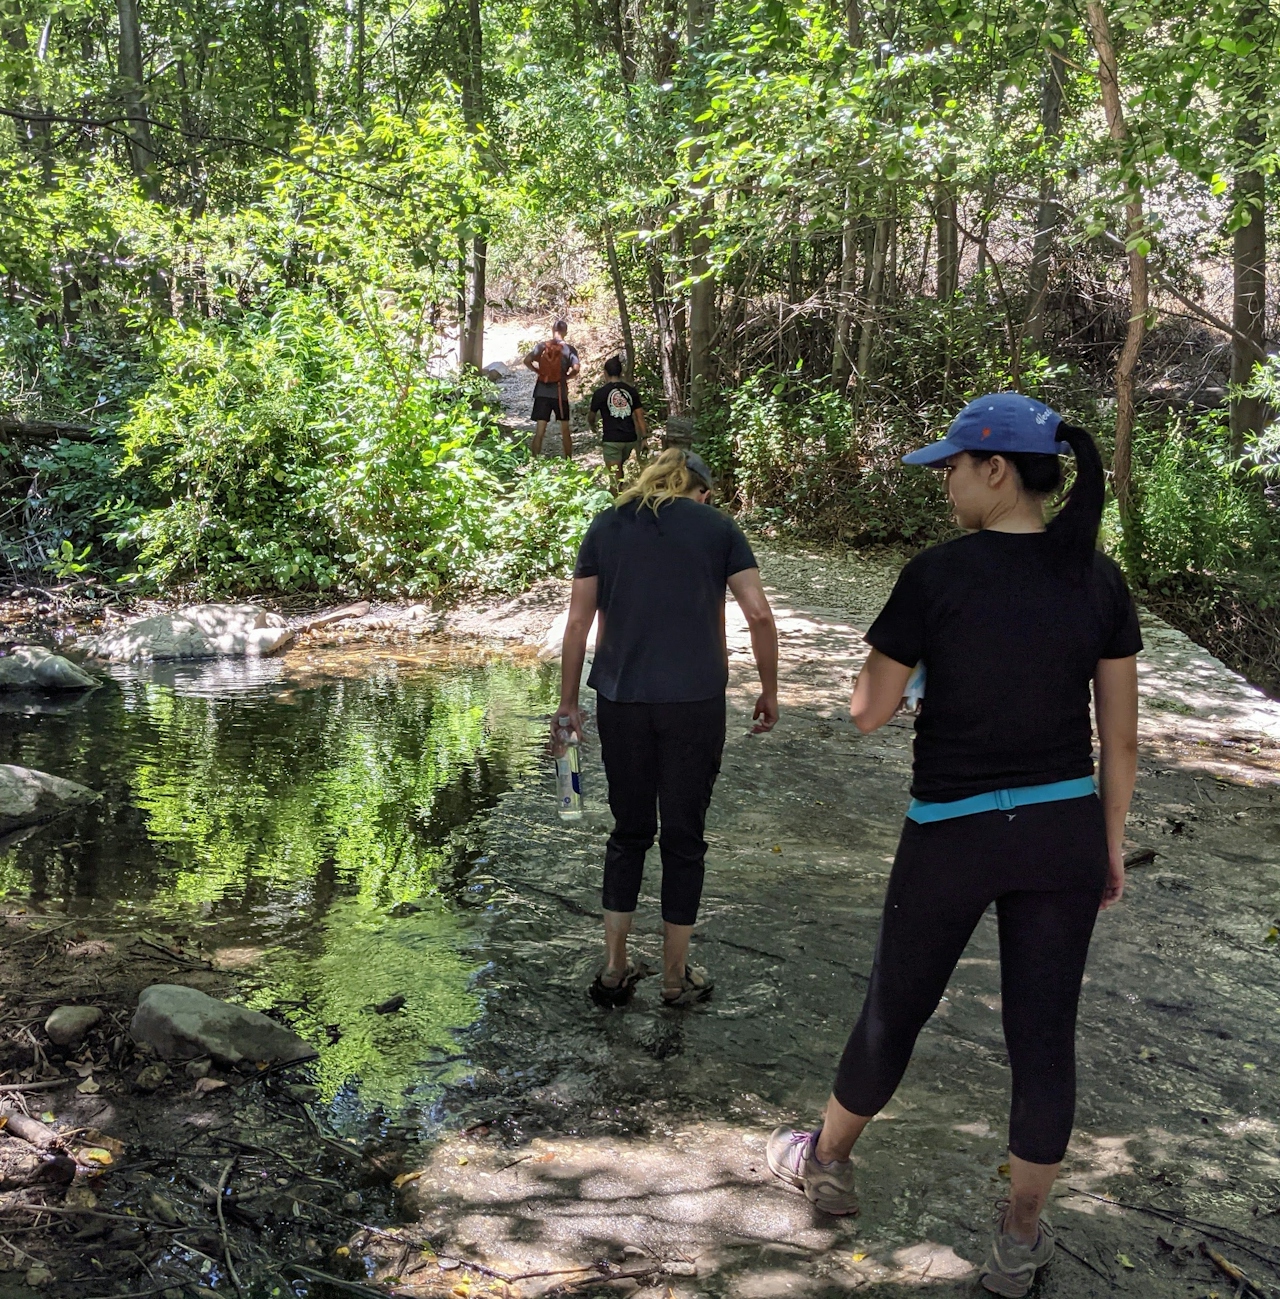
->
[0, 764, 99, 836]
[0, 647, 97, 691]
[131, 983, 319, 1065]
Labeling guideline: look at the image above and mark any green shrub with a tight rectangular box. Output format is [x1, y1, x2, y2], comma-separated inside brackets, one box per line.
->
[1132, 407, 1279, 581]
[113, 293, 609, 596]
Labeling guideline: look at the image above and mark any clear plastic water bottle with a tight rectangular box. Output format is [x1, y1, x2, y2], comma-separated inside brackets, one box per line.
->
[903, 662, 926, 711]
[554, 715, 583, 821]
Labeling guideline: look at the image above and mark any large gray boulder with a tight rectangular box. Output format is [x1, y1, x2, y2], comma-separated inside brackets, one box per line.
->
[0, 765, 100, 836]
[80, 604, 293, 663]
[130, 984, 318, 1067]
[0, 646, 98, 691]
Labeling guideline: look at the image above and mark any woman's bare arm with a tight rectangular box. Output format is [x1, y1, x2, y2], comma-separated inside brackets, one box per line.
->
[849, 649, 914, 734]
[556, 576, 598, 744]
[1094, 654, 1139, 910]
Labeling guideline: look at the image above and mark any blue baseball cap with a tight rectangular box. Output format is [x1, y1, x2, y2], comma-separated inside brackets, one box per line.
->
[902, 393, 1070, 465]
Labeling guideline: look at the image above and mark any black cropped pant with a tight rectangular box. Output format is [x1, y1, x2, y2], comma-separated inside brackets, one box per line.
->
[596, 695, 726, 926]
[833, 797, 1108, 1165]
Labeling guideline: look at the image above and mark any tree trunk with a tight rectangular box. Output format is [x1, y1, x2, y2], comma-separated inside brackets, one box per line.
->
[1024, 36, 1064, 346]
[462, 236, 487, 371]
[355, 0, 366, 107]
[605, 227, 637, 377]
[686, 0, 715, 428]
[457, 0, 486, 371]
[1229, 63, 1267, 452]
[934, 183, 958, 300]
[831, 187, 859, 391]
[116, 0, 157, 196]
[855, 216, 890, 387]
[1086, 0, 1148, 545]
[649, 249, 683, 414]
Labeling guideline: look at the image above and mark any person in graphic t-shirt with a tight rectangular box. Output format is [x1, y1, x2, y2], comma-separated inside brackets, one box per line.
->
[589, 357, 648, 492]
[524, 319, 581, 459]
[556, 449, 779, 1009]
[766, 394, 1141, 1299]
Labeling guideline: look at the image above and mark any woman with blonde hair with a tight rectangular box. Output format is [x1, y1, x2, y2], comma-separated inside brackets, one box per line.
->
[557, 448, 780, 1006]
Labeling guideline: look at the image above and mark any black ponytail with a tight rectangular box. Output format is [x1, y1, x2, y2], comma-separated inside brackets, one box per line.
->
[1045, 423, 1105, 575]
[969, 422, 1105, 575]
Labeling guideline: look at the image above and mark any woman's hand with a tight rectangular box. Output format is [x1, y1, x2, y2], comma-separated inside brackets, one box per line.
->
[1100, 843, 1125, 910]
[752, 691, 778, 733]
[551, 704, 586, 753]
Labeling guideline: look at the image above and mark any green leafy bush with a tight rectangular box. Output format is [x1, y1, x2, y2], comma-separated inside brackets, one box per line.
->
[113, 293, 609, 596]
[1132, 407, 1279, 581]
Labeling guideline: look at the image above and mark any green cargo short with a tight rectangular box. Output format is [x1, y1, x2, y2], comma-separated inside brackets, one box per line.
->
[602, 439, 638, 465]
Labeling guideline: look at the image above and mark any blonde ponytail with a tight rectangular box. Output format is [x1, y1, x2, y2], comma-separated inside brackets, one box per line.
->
[616, 448, 705, 515]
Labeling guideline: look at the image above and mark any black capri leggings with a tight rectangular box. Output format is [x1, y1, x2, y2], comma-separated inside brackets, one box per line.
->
[834, 797, 1108, 1165]
[597, 695, 726, 926]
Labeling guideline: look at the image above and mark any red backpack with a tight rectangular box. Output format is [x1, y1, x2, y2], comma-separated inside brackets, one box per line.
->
[535, 338, 566, 384]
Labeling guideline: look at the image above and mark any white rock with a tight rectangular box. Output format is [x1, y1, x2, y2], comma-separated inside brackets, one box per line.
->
[538, 609, 598, 660]
[0, 646, 98, 691]
[0, 764, 100, 836]
[44, 1005, 103, 1046]
[80, 604, 293, 663]
[482, 361, 514, 381]
[130, 984, 318, 1067]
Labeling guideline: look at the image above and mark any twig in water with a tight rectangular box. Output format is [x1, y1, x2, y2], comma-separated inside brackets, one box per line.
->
[216, 1157, 246, 1299]
[210, 1133, 343, 1185]
[134, 935, 212, 968]
[82, 1288, 196, 1299]
[284, 1262, 391, 1297]
[0, 1079, 70, 1092]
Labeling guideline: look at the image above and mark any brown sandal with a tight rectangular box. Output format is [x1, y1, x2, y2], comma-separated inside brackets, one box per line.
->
[661, 965, 713, 1006]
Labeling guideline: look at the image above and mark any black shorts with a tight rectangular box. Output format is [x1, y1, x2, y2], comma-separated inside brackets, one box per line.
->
[532, 394, 569, 421]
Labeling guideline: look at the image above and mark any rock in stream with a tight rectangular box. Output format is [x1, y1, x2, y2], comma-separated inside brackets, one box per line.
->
[130, 984, 318, 1067]
[0, 764, 100, 836]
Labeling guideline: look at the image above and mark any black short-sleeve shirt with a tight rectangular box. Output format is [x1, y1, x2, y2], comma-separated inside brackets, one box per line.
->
[590, 381, 644, 440]
[866, 530, 1143, 803]
[574, 497, 757, 703]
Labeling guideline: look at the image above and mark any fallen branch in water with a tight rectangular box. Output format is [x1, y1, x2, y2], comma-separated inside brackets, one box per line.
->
[216, 1157, 246, 1299]
[284, 1263, 390, 1297]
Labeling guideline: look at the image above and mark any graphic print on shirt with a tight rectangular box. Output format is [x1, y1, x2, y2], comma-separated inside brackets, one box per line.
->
[606, 387, 634, 422]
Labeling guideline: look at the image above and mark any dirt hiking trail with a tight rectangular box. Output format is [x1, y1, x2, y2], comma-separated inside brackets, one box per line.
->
[309, 327, 1280, 1298]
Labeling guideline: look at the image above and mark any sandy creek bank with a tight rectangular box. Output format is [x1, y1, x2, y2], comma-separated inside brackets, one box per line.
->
[1, 541, 1279, 1298]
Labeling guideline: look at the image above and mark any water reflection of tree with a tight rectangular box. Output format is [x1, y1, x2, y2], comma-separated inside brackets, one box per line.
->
[0, 660, 557, 1110]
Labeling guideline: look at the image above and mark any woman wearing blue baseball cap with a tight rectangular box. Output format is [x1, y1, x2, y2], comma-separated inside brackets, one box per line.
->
[767, 394, 1141, 1297]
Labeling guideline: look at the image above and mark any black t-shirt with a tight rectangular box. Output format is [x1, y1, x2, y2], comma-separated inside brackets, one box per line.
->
[866, 530, 1143, 803]
[574, 497, 757, 703]
[590, 381, 643, 440]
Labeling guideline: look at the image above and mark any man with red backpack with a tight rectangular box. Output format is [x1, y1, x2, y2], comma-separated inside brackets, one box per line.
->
[524, 319, 581, 459]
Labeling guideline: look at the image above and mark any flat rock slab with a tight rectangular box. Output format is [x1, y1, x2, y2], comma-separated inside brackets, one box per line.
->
[0, 646, 97, 691]
[130, 983, 318, 1067]
[0, 764, 100, 836]
[394, 1124, 975, 1297]
[81, 604, 293, 663]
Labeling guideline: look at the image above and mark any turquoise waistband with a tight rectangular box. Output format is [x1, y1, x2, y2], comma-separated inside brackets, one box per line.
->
[906, 777, 1097, 825]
